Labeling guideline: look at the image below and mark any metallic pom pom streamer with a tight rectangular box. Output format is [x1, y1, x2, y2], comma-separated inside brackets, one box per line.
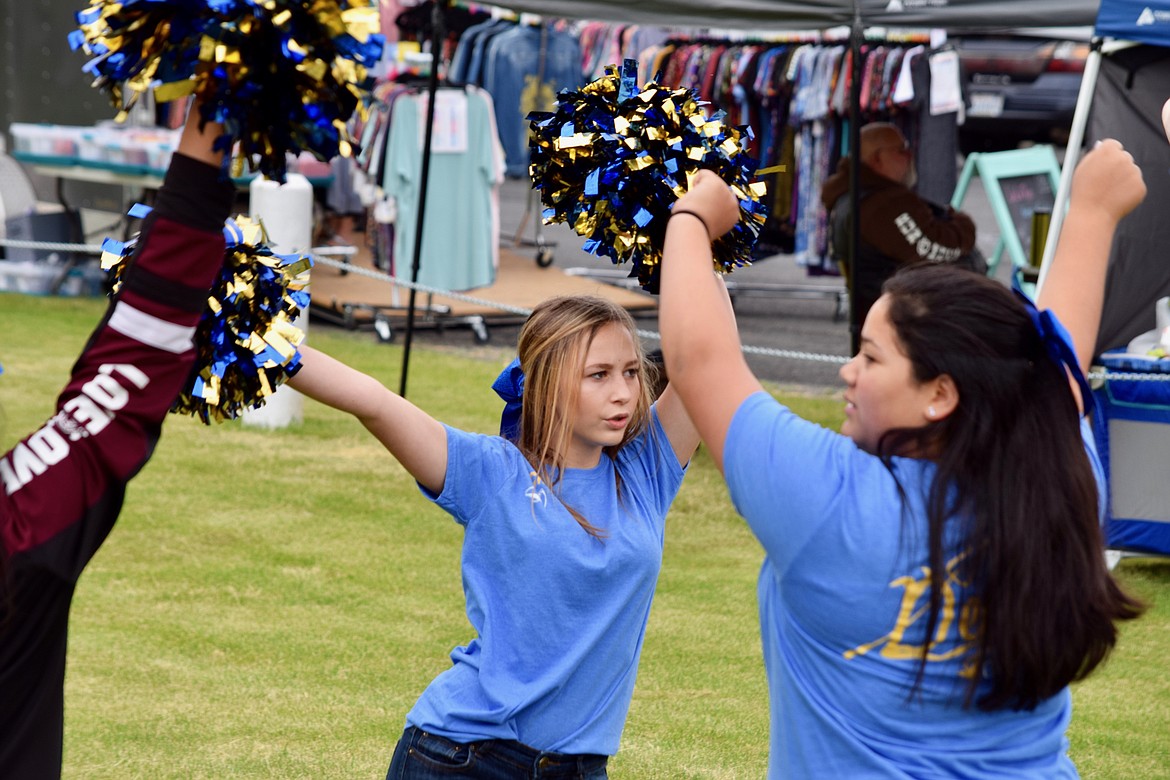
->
[102, 208, 311, 424]
[69, 0, 385, 182]
[528, 59, 769, 292]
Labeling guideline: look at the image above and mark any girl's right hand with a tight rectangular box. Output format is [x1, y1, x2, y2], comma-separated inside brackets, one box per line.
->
[673, 170, 741, 239]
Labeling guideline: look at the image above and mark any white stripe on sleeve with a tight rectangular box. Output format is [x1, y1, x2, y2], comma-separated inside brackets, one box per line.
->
[107, 302, 196, 354]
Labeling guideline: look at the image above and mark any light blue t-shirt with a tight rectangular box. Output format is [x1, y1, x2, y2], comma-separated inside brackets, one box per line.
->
[406, 407, 686, 755]
[724, 391, 1104, 779]
[383, 86, 503, 292]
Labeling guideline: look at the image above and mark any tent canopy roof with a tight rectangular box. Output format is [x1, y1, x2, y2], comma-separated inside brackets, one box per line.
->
[491, 0, 1101, 33]
[1095, 0, 1170, 47]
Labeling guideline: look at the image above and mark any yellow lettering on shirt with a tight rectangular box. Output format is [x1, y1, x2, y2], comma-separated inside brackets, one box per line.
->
[521, 75, 558, 117]
[844, 549, 982, 678]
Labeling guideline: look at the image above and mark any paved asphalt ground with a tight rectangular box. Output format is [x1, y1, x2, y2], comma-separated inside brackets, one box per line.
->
[490, 163, 1005, 393]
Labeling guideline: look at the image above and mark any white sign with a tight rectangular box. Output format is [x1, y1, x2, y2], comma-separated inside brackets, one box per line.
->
[928, 49, 962, 116]
[418, 90, 468, 154]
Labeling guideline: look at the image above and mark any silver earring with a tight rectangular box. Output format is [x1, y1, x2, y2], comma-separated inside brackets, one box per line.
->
[927, 406, 936, 419]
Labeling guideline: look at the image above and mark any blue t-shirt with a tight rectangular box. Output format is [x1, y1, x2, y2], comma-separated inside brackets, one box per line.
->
[406, 407, 686, 755]
[482, 25, 583, 178]
[724, 391, 1104, 779]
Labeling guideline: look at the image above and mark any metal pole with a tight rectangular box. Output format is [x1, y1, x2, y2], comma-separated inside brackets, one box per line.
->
[399, 0, 447, 398]
[1035, 37, 1109, 298]
[847, 4, 864, 355]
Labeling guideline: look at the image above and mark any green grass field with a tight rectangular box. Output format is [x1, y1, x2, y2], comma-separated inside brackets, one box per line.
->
[1, 292, 1167, 778]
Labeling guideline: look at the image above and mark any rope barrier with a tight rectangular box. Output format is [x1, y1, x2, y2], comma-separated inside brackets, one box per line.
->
[2, 235, 1167, 382]
[310, 253, 532, 317]
[308, 255, 853, 365]
[0, 238, 103, 253]
[1089, 370, 1170, 383]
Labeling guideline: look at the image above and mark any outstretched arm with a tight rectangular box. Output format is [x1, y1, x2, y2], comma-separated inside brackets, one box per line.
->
[288, 346, 447, 494]
[1037, 138, 1146, 410]
[656, 274, 743, 466]
[659, 171, 765, 472]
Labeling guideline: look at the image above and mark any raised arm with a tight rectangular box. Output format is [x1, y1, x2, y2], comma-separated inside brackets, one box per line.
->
[657, 273, 748, 466]
[659, 171, 765, 472]
[1036, 138, 1146, 410]
[288, 346, 447, 494]
[175, 100, 226, 167]
[1, 99, 234, 581]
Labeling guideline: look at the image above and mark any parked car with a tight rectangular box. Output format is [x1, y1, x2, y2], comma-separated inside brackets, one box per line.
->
[953, 31, 1092, 153]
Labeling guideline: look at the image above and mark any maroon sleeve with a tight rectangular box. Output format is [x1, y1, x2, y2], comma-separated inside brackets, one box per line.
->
[0, 153, 235, 581]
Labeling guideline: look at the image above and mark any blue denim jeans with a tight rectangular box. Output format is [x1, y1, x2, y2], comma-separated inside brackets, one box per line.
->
[385, 726, 609, 779]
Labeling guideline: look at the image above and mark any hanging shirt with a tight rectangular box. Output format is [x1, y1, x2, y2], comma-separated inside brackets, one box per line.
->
[482, 24, 583, 178]
[452, 17, 512, 86]
[383, 86, 505, 292]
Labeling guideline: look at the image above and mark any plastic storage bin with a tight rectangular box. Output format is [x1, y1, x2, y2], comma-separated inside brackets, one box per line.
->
[1091, 350, 1170, 556]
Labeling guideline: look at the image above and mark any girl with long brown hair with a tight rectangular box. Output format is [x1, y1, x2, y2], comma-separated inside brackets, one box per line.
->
[290, 294, 701, 779]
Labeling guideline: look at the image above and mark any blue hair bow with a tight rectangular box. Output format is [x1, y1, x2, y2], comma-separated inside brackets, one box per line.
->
[1013, 288, 1095, 414]
[491, 357, 525, 442]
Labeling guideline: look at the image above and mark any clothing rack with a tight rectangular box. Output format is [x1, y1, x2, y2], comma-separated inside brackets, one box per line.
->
[333, 76, 506, 344]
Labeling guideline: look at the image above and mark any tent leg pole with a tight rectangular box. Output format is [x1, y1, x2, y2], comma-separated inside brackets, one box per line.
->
[1036, 38, 1104, 296]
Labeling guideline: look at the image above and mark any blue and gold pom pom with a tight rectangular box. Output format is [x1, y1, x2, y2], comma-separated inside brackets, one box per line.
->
[527, 59, 768, 292]
[69, 0, 384, 182]
[101, 207, 311, 424]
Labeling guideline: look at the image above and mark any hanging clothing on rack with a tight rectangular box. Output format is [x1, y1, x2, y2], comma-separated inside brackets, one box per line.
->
[481, 23, 583, 178]
[905, 47, 960, 206]
[356, 81, 418, 273]
[450, 16, 513, 86]
[380, 0, 408, 43]
[326, 156, 365, 218]
[382, 85, 505, 292]
[452, 16, 958, 274]
[394, 1, 491, 44]
[643, 32, 956, 271]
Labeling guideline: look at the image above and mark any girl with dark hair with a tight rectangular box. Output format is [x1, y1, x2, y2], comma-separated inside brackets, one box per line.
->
[659, 136, 1147, 778]
[287, 293, 701, 779]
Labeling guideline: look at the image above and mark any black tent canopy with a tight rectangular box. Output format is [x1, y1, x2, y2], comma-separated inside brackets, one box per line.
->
[481, 0, 1099, 31]
[482, 0, 1095, 30]
[1040, 0, 1170, 354]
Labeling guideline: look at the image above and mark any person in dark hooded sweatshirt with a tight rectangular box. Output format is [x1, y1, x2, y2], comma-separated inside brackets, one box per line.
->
[821, 122, 977, 339]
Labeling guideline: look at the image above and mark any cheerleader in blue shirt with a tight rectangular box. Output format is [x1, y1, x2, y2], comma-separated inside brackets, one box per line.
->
[290, 294, 701, 779]
[659, 137, 1148, 779]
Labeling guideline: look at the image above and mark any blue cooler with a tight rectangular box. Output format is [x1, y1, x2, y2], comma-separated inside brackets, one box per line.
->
[1091, 350, 1170, 556]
